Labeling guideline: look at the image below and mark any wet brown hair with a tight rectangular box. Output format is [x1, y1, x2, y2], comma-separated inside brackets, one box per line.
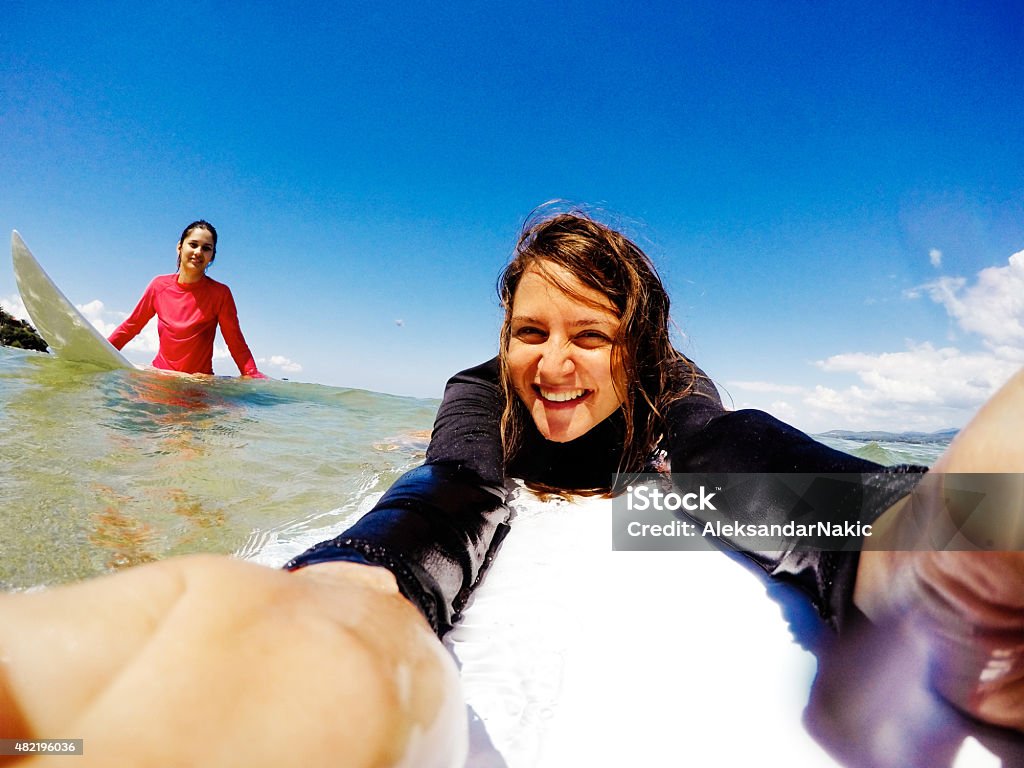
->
[497, 209, 699, 475]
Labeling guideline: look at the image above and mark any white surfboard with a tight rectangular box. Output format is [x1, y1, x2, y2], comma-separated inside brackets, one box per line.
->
[11, 230, 133, 369]
[445, 486, 1014, 767]
[446, 488, 841, 767]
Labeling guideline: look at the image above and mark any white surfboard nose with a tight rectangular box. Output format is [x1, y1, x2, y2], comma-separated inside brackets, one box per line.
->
[10, 230, 134, 369]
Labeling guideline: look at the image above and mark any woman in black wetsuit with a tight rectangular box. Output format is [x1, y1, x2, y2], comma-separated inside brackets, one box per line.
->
[286, 211, 923, 633]
[287, 210, 1024, 734]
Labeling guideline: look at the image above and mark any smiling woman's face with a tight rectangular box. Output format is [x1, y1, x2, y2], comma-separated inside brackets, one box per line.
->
[176, 227, 216, 281]
[506, 263, 625, 443]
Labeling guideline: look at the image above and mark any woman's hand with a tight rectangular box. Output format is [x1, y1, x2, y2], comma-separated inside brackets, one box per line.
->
[856, 367, 1024, 731]
[0, 556, 467, 766]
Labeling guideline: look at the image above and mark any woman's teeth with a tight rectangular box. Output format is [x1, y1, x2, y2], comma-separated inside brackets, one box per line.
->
[540, 388, 587, 403]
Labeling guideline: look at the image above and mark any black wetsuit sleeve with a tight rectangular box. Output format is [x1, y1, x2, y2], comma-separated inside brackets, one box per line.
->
[424, 359, 506, 485]
[667, 408, 927, 630]
[285, 359, 511, 637]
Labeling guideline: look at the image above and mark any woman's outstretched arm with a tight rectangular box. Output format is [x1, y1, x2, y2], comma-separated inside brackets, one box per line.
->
[286, 358, 512, 636]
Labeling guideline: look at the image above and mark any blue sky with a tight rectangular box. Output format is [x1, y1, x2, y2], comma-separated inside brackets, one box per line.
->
[2, 1, 1022, 433]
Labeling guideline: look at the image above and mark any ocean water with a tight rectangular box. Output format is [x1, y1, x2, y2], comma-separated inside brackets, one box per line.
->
[814, 434, 949, 468]
[0, 345, 437, 590]
[0, 344, 949, 591]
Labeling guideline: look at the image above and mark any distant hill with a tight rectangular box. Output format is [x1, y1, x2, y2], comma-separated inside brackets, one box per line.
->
[817, 428, 959, 445]
[0, 307, 48, 353]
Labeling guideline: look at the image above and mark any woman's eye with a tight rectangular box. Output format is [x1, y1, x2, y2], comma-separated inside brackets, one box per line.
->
[514, 327, 545, 342]
[575, 331, 611, 346]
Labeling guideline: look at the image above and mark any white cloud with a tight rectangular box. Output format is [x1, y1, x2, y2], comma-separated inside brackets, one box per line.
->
[929, 248, 942, 268]
[814, 342, 1016, 407]
[805, 342, 1020, 426]
[1, 294, 29, 321]
[259, 355, 303, 373]
[725, 347, 1015, 433]
[77, 300, 117, 337]
[734, 249, 1024, 432]
[920, 250, 1024, 347]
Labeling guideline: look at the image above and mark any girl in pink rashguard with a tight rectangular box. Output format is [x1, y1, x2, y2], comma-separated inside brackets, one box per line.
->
[109, 220, 265, 377]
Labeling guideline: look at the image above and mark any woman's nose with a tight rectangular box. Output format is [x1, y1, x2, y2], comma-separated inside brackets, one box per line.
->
[538, 341, 574, 376]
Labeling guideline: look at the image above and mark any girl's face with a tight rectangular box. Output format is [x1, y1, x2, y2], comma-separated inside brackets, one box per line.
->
[507, 263, 625, 443]
[177, 228, 215, 280]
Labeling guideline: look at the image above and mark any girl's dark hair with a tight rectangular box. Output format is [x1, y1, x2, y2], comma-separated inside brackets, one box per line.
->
[178, 220, 217, 248]
[497, 208, 699, 474]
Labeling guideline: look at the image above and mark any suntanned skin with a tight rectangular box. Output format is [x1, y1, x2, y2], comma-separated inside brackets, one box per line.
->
[856, 366, 1024, 731]
[0, 558, 466, 767]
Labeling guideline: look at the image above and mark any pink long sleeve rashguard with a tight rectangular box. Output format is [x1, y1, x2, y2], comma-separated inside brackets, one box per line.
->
[108, 274, 261, 376]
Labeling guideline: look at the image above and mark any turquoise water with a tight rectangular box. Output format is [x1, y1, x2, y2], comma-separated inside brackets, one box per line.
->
[0, 345, 949, 591]
[0, 346, 437, 590]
